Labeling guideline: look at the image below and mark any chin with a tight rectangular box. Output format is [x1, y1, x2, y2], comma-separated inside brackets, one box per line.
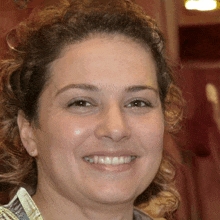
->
[90, 185, 142, 205]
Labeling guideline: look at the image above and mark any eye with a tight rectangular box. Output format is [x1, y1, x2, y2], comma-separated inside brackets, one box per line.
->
[67, 100, 92, 108]
[126, 99, 153, 108]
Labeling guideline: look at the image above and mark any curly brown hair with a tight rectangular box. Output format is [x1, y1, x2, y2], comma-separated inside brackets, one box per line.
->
[13, 0, 31, 9]
[0, 0, 184, 218]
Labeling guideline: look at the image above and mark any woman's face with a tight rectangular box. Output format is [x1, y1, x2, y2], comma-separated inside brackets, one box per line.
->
[27, 35, 164, 206]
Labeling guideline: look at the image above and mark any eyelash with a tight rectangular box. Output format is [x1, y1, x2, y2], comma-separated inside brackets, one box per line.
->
[67, 99, 153, 108]
[125, 99, 153, 108]
[67, 100, 93, 108]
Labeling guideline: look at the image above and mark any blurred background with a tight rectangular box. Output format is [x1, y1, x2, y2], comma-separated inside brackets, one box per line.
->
[0, 0, 220, 219]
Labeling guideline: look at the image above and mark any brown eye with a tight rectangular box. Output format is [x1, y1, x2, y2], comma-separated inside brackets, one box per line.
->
[68, 100, 92, 107]
[126, 100, 153, 108]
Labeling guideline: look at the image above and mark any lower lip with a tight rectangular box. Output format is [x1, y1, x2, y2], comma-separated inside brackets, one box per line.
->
[83, 159, 137, 172]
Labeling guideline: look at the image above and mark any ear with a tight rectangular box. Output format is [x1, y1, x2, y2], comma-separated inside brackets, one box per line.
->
[17, 111, 38, 157]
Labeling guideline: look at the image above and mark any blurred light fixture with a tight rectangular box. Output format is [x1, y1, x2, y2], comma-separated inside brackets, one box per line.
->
[185, 0, 217, 11]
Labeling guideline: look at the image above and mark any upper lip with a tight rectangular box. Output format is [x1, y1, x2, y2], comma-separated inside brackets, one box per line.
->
[82, 150, 139, 158]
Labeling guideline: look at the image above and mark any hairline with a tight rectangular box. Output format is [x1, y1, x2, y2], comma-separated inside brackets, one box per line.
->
[31, 33, 160, 126]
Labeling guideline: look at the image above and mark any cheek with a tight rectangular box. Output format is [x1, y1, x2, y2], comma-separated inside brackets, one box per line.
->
[35, 116, 96, 179]
[43, 115, 95, 148]
[34, 116, 97, 169]
[130, 114, 164, 194]
[134, 112, 164, 150]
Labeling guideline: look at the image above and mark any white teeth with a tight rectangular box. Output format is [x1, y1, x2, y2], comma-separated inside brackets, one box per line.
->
[112, 157, 119, 165]
[105, 157, 111, 164]
[119, 156, 124, 164]
[94, 156, 99, 164]
[84, 156, 136, 165]
[125, 156, 131, 163]
[99, 156, 105, 164]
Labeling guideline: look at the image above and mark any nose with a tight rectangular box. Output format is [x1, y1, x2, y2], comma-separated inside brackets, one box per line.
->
[94, 104, 131, 142]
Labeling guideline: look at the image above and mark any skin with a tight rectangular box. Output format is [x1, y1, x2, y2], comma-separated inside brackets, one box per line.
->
[18, 34, 164, 220]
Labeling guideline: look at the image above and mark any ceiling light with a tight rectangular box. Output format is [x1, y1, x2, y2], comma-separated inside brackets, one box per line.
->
[185, 0, 217, 11]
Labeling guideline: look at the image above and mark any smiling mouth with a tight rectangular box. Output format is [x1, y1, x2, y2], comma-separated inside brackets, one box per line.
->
[83, 156, 137, 165]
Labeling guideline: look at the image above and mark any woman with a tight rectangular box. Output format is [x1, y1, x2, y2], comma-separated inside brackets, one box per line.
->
[0, 0, 183, 219]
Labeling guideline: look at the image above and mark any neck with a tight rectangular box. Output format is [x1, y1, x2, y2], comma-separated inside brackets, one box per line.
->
[32, 183, 134, 220]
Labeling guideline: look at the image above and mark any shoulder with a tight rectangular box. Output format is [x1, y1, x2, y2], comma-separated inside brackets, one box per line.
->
[0, 206, 19, 220]
[133, 208, 166, 220]
[0, 189, 25, 219]
[0, 187, 43, 220]
[133, 207, 153, 220]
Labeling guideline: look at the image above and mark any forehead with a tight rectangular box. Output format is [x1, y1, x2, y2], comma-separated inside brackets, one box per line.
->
[49, 34, 158, 92]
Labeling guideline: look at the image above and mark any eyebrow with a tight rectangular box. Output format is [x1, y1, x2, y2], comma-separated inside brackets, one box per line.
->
[55, 83, 158, 97]
[125, 85, 159, 94]
[55, 84, 100, 96]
